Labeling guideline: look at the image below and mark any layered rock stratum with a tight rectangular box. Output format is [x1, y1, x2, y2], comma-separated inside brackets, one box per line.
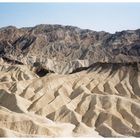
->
[0, 24, 140, 137]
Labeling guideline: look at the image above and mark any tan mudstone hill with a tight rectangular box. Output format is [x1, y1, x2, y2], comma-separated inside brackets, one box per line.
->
[0, 61, 140, 137]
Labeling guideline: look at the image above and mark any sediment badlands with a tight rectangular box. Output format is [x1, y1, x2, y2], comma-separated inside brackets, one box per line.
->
[0, 60, 140, 137]
[0, 25, 140, 137]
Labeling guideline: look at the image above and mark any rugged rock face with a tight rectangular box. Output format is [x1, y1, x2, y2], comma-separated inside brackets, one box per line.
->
[0, 24, 140, 74]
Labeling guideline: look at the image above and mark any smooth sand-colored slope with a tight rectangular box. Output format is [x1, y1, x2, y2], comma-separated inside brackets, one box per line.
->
[0, 62, 140, 137]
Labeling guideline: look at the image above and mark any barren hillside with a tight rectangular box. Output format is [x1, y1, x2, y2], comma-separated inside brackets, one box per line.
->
[0, 25, 140, 73]
[0, 25, 140, 137]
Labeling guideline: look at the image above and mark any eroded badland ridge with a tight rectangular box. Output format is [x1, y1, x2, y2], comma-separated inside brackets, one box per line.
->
[0, 24, 140, 137]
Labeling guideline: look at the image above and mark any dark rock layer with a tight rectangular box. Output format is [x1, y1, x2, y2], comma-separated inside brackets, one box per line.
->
[0, 24, 140, 74]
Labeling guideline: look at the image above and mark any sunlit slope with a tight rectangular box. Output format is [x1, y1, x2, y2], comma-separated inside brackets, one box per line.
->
[0, 62, 140, 137]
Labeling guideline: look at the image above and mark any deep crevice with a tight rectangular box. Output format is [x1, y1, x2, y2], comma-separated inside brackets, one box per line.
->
[34, 67, 54, 77]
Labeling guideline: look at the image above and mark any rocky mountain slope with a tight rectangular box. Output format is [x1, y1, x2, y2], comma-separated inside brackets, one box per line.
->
[0, 24, 140, 74]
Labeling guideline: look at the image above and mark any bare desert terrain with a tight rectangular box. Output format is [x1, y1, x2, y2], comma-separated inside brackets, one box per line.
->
[0, 25, 140, 137]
